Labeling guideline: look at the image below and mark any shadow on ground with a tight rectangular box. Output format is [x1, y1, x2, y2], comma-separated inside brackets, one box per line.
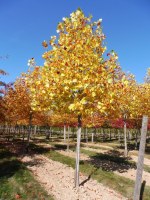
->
[0, 159, 24, 179]
[29, 143, 51, 155]
[89, 150, 136, 173]
[53, 143, 75, 150]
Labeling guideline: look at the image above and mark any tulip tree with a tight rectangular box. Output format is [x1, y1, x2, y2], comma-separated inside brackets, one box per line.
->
[140, 69, 150, 117]
[135, 84, 150, 117]
[27, 9, 130, 187]
[4, 77, 32, 124]
[118, 76, 150, 156]
[4, 76, 48, 151]
[116, 75, 137, 156]
[128, 82, 150, 119]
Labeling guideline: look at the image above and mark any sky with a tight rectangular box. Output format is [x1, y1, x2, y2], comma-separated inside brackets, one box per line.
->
[0, 0, 150, 84]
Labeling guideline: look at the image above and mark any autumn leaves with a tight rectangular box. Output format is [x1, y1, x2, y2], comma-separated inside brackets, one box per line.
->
[26, 10, 132, 119]
[1, 9, 150, 125]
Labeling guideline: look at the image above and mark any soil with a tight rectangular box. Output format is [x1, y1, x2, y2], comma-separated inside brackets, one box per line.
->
[21, 154, 127, 200]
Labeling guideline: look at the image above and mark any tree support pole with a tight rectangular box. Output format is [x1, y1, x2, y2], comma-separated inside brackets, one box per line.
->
[75, 115, 82, 188]
[133, 116, 148, 200]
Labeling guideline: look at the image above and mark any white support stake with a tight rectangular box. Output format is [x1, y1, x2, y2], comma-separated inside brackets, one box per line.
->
[133, 115, 148, 200]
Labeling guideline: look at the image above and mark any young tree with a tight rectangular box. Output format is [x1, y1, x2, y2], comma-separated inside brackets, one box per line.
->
[4, 78, 32, 123]
[27, 9, 131, 187]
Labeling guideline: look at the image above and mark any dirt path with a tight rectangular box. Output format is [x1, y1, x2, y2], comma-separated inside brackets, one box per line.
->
[57, 147, 150, 186]
[115, 168, 150, 186]
[131, 155, 150, 166]
[21, 154, 126, 200]
[35, 142, 150, 189]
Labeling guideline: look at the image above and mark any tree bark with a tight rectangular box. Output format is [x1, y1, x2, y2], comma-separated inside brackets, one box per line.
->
[86, 127, 88, 143]
[46, 127, 51, 139]
[75, 115, 82, 188]
[118, 129, 120, 143]
[135, 131, 138, 150]
[26, 112, 32, 153]
[64, 124, 66, 143]
[124, 121, 128, 157]
[109, 128, 111, 140]
[102, 128, 105, 142]
[34, 125, 37, 135]
[67, 126, 70, 151]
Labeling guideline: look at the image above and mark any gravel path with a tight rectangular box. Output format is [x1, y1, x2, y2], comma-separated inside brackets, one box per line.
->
[21, 154, 127, 200]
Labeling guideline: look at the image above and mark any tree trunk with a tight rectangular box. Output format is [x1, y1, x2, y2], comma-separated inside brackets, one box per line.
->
[91, 131, 94, 143]
[83, 128, 85, 140]
[64, 124, 66, 143]
[46, 127, 51, 139]
[73, 127, 75, 141]
[22, 126, 25, 142]
[34, 125, 37, 135]
[118, 129, 120, 143]
[67, 126, 70, 151]
[135, 131, 138, 150]
[133, 116, 148, 200]
[109, 129, 111, 141]
[124, 122, 128, 157]
[95, 128, 97, 141]
[75, 115, 82, 188]
[86, 127, 88, 143]
[102, 128, 105, 142]
[26, 112, 32, 153]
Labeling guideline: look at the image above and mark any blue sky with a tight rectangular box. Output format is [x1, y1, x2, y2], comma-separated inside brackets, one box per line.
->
[0, 0, 150, 84]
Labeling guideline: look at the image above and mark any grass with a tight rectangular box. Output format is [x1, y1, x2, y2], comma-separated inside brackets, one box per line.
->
[81, 140, 150, 164]
[0, 146, 54, 200]
[30, 143, 150, 200]
[130, 150, 150, 160]
[144, 164, 150, 173]
[47, 142, 150, 174]
[81, 142, 113, 150]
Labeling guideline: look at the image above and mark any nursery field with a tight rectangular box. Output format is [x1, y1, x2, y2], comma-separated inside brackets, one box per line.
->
[1, 8, 150, 200]
[0, 126, 150, 200]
